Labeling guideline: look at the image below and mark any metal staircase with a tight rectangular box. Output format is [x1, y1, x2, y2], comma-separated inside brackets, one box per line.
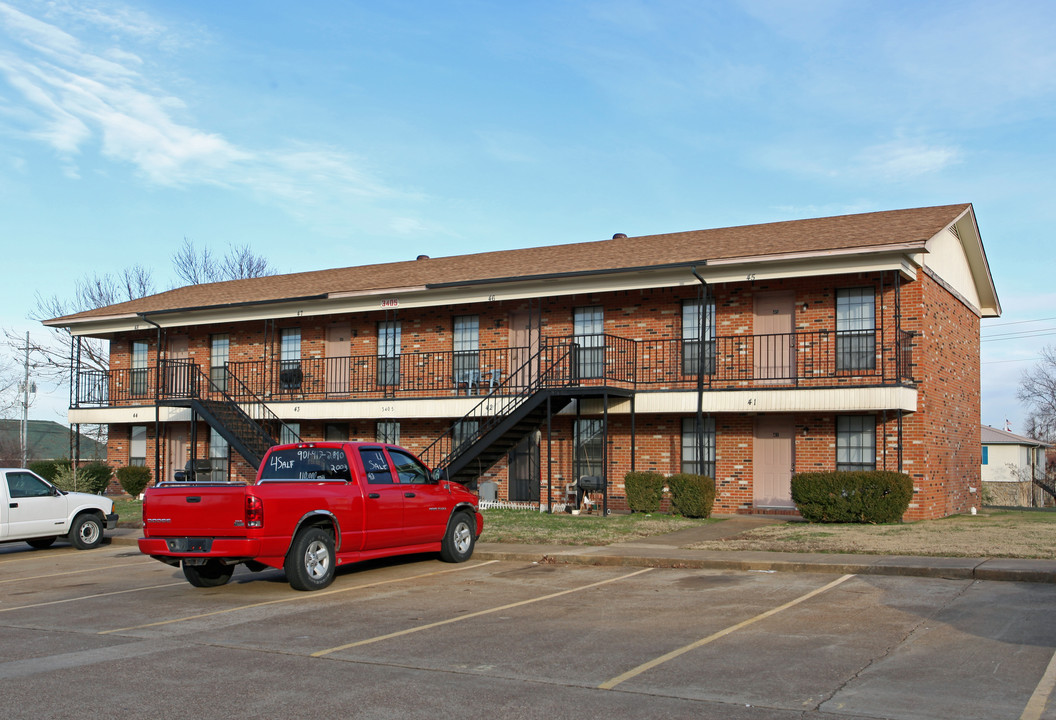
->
[420, 339, 623, 485]
[157, 359, 300, 469]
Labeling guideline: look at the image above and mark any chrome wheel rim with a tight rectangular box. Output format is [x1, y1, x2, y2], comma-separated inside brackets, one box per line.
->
[79, 521, 100, 545]
[453, 521, 472, 554]
[304, 540, 330, 580]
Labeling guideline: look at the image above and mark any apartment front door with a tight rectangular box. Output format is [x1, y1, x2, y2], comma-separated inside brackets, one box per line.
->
[167, 426, 189, 483]
[753, 292, 794, 382]
[325, 322, 351, 394]
[166, 335, 190, 395]
[509, 310, 540, 390]
[753, 415, 795, 508]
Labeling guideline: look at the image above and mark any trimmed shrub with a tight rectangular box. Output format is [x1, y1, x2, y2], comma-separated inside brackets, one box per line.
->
[28, 460, 60, 481]
[51, 465, 79, 492]
[624, 471, 665, 513]
[791, 471, 913, 523]
[666, 473, 716, 518]
[79, 461, 114, 494]
[117, 466, 152, 498]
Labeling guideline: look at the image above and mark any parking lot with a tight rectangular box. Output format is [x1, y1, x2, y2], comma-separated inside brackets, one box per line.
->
[3, 542, 1056, 720]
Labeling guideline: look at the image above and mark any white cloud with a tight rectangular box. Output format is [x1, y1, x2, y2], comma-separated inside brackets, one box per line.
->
[0, 1, 410, 226]
[853, 140, 962, 181]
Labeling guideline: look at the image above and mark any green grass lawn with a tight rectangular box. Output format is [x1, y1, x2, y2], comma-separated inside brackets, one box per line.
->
[113, 497, 143, 526]
[479, 509, 719, 546]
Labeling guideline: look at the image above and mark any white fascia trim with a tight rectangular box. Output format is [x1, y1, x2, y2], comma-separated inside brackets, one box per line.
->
[57, 249, 924, 338]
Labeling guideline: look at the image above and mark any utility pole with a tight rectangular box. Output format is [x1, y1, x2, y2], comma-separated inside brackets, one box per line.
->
[20, 331, 34, 467]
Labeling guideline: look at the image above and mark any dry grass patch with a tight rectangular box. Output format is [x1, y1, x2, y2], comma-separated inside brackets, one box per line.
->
[686, 509, 1056, 559]
[480, 509, 717, 546]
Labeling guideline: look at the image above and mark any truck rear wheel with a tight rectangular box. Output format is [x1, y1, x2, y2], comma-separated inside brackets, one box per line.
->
[182, 560, 235, 587]
[440, 511, 476, 563]
[69, 514, 103, 550]
[285, 527, 335, 591]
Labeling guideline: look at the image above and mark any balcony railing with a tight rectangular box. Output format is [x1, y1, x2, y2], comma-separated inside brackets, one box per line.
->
[74, 330, 916, 408]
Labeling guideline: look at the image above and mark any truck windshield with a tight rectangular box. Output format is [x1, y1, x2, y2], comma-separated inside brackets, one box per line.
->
[259, 447, 352, 481]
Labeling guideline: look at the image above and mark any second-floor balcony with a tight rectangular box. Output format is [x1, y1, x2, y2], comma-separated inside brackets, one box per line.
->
[74, 329, 916, 409]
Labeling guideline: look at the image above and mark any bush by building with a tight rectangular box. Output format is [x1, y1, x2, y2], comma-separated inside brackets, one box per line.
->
[624, 471, 666, 513]
[666, 473, 716, 518]
[117, 466, 152, 498]
[791, 471, 913, 523]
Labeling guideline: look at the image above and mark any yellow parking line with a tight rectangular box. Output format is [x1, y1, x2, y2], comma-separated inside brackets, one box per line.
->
[1020, 648, 1056, 720]
[100, 560, 499, 635]
[312, 567, 655, 658]
[0, 582, 186, 613]
[0, 560, 157, 585]
[599, 573, 856, 690]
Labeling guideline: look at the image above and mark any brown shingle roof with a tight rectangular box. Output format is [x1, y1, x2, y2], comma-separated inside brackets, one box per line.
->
[50, 203, 971, 323]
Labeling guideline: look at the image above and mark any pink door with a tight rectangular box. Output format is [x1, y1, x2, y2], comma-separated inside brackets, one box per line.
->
[753, 416, 795, 508]
[167, 427, 189, 483]
[753, 292, 795, 382]
[325, 323, 351, 394]
[166, 335, 190, 395]
[509, 310, 540, 390]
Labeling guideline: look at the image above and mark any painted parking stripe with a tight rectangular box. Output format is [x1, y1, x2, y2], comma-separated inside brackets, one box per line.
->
[1020, 648, 1056, 720]
[312, 567, 655, 658]
[0, 582, 186, 613]
[100, 560, 499, 635]
[599, 573, 856, 690]
[0, 560, 157, 585]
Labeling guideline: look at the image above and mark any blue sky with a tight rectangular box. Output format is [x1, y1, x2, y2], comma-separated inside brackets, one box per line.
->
[1, 0, 1054, 431]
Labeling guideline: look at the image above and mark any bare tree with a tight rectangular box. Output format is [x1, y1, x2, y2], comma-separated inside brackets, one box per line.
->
[172, 238, 274, 285]
[0, 351, 20, 419]
[1018, 345, 1056, 441]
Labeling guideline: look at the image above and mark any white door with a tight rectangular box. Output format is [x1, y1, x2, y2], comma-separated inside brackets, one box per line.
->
[509, 310, 540, 390]
[753, 416, 795, 508]
[167, 427, 189, 483]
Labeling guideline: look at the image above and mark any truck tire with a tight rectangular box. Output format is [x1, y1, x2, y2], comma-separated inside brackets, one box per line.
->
[440, 511, 476, 563]
[68, 514, 103, 550]
[285, 527, 335, 591]
[182, 560, 235, 588]
[26, 536, 57, 549]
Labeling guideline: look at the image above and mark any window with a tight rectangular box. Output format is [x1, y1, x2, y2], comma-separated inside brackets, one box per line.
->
[130, 425, 147, 467]
[325, 423, 349, 441]
[681, 417, 716, 477]
[453, 315, 480, 387]
[836, 288, 876, 371]
[280, 328, 302, 390]
[359, 447, 394, 484]
[982, 446, 989, 465]
[836, 416, 876, 471]
[376, 421, 400, 444]
[210, 334, 229, 392]
[682, 298, 716, 376]
[209, 428, 229, 482]
[453, 419, 479, 454]
[6, 471, 53, 498]
[388, 448, 430, 484]
[574, 306, 604, 379]
[574, 419, 604, 481]
[131, 340, 149, 396]
[378, 321, 401, 386]
[280, 422, 300, 445]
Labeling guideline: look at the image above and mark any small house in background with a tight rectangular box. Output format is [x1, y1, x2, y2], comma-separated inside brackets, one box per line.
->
[0, 419, 107, 467]
[981, 425, 1051, 507]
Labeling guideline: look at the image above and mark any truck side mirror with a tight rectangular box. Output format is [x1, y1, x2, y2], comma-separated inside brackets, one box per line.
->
[431, 467, 448, 483]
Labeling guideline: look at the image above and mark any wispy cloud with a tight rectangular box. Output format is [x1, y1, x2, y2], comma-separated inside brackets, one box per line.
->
[0, 1, 412, 226]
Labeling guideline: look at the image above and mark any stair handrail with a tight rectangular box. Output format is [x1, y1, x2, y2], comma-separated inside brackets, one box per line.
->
[419, 338, 576, 473]
[158, 358, 301, 448]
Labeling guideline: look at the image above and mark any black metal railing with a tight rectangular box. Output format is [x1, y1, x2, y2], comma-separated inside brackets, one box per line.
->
[73, 330, 916, 408]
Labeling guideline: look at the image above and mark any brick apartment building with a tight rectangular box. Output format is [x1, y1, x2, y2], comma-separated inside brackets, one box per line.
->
[47, 204, 1000, 520]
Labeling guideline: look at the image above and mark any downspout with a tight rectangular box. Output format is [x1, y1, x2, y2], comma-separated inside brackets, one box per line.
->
[137, 313, 163, 486]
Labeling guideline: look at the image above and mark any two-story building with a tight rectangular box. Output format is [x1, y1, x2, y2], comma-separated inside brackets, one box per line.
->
[47, 203, 999, 520]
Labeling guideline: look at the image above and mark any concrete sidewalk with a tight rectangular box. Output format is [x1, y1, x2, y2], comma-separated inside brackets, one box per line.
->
[107, 515, 1056, 585]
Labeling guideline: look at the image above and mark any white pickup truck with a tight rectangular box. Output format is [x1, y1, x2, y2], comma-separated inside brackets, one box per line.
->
[1, 468, 118, 550]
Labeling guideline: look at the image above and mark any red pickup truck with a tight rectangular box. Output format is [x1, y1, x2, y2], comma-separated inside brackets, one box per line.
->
[138, 442, 483, 591]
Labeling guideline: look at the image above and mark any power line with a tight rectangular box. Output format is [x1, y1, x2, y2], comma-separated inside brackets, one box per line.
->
[984, 316, 1056, 328]
[981, 329, 1056, 342]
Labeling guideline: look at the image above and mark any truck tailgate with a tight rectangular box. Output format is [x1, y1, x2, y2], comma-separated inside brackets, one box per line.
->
[142, 484, 249, 538]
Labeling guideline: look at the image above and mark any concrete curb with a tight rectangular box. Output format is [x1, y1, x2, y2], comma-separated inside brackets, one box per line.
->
[107, 530, 1056, 584]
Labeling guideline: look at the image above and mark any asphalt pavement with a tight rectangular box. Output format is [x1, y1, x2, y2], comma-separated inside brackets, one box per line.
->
[106, 513, 1056, 584]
